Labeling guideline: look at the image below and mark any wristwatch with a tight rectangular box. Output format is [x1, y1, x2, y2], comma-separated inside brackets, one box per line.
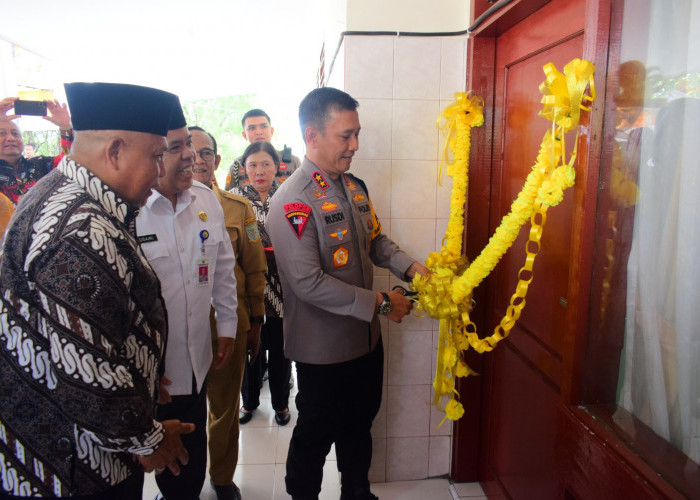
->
[378, 292, 392, 316]
[250, 316, 265, 325]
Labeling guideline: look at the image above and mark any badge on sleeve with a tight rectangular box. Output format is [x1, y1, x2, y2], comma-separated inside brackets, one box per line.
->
[245, 217, 260, 242]
[284, 203, 312, 239]
[333, 246, 349, 267]
[312, 170, 329, 191]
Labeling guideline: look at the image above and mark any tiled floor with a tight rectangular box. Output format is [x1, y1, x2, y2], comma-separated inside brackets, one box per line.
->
[144, 369, 486, 499]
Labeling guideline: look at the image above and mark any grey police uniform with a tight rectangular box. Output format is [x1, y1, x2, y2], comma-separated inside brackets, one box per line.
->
[225, 148, 301, 191]
[267, 158, 415, 364]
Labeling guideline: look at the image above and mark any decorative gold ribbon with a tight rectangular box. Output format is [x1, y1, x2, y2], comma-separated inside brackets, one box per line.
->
[415, 59, 596, 424]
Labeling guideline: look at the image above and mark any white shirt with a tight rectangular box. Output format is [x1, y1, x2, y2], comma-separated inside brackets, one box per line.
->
[136, 181, 238, 395]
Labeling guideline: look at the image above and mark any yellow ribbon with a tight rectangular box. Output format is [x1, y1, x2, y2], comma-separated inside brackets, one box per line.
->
[417, 59, 596, 424]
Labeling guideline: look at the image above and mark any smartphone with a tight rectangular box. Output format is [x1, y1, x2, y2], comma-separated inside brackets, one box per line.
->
[14, 100, 47, 117]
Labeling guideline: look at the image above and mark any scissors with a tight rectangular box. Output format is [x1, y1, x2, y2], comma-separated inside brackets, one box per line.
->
[392, 285, 419, 302]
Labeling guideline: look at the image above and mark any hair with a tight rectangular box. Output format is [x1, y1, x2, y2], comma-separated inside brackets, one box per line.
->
[187, 125, 217, 154]
[241, 109, 271, 128]
[298, 87, 359, 137]
[25, 143, 35, 148]
[241, 141, 280, 169]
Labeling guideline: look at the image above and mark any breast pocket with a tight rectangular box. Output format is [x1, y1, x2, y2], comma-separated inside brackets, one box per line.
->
[323, 222, 354, 269]
[140, 241, 171, 262]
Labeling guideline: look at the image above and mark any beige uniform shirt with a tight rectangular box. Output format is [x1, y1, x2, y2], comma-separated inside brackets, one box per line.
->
[267, 158, 415, 364]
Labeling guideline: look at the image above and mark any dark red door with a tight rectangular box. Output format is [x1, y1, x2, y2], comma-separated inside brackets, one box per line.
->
[462, 0, 587, 497]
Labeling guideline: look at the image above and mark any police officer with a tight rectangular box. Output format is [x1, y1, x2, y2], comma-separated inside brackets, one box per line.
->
[225, 109, 301, 189]
[267, 87, 430, 500]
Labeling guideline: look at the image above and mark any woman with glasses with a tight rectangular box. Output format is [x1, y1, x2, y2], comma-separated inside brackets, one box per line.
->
[230, 141, 292, 426]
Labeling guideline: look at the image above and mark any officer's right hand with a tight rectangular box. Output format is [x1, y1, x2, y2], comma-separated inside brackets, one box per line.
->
[386, 289, 413, 323]
[138, 419, 195, 476]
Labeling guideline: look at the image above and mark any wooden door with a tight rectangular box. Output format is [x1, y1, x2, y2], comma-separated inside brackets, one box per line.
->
[457, 0, 589, 497]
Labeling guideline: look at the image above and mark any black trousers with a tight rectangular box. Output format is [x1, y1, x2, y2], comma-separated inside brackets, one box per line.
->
[154, 378, 208, 500]
[241, 317, 291, 412]
[285, 338, 383, 499]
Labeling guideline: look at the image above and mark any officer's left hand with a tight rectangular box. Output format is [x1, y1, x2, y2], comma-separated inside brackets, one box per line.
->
[406, 261, 431, 279]
[213, 337, 234, 369]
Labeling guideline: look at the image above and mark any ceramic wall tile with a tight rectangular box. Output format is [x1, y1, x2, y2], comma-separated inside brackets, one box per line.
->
[428, 435, 451, 477]
[355, 98, 393, 160]
[345, 35, 394, 99]
[391, 160, 437, 219]
[440, 36, 467, 100]
[393, 37, 442, 100]
[386, 436, 429, 481]
[386, 384, 431, 437]
[349, 159, 392, 219]
[389, 218, 436, 264]
[436, 171, 454, 219]
[392, 100, 440, 161]
[387, 330, 433, 386]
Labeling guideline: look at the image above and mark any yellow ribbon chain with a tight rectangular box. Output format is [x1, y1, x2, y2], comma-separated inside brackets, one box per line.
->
[414, 59, 596, 424]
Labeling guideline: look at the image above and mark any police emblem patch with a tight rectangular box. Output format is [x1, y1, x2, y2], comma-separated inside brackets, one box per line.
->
[333, 246, 349, 267]
[284, 203, 312, 239]
[321, 201, 338, 211]
[352, 193, 366, 202]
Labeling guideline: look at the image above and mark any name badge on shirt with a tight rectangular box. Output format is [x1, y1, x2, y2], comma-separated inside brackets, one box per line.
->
[197, 229, 211, 286]
[197, 257, 210, 286]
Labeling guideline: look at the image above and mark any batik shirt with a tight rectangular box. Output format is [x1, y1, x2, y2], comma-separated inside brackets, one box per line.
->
[0, 135, 71, 205]
[0, 157, 167, 497]
[230, 183, 283, 318]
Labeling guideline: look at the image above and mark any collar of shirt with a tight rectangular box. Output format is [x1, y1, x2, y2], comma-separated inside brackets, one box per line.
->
[145, 186, 197, 215]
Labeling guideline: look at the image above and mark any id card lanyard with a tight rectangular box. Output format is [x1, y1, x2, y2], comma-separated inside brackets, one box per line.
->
[197, 228, 210, 286]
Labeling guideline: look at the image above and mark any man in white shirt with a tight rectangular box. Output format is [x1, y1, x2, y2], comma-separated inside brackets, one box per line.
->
[137, 109, 238, 500]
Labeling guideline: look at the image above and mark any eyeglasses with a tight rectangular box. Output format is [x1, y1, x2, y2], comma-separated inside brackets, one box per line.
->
[196, 148, 216, 162]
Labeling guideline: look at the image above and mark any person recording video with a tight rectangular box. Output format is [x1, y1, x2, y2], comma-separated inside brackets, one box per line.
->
[0, 96, 73, 205]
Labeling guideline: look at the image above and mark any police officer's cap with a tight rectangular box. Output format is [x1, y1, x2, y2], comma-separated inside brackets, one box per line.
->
[64, 82, 183, 136]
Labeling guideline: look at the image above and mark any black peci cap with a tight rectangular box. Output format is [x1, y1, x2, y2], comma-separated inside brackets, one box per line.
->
[64, 82, 183, 136]
[168, 95, 187, 131]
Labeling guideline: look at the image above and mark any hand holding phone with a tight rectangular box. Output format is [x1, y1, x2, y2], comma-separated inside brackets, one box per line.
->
[14, 100, 47, 117]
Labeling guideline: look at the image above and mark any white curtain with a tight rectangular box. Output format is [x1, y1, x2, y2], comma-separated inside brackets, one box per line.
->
[618, 0, 700, 463]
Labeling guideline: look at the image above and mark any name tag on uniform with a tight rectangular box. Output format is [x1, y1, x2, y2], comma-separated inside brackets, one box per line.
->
[197, 257, 210, 286]
[138, 234, 158, 243]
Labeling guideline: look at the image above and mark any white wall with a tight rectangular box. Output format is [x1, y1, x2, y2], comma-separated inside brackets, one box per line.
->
[342, 32, 468, 482]
[346, 0, 470, 32]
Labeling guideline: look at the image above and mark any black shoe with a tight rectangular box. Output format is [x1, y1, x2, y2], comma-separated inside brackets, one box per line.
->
[339, 492, 378, 500]
[239, 408, 254, 424]
[275, 409, 290, 426]
[210, 480, 241, 500]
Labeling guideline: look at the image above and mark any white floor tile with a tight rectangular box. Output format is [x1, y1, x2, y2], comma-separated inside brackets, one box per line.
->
[142, 370, 482, 499]
[372, 478, 453, 499]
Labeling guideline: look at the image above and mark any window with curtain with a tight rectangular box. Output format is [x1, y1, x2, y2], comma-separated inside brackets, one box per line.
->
[583, 0, 700, 476]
